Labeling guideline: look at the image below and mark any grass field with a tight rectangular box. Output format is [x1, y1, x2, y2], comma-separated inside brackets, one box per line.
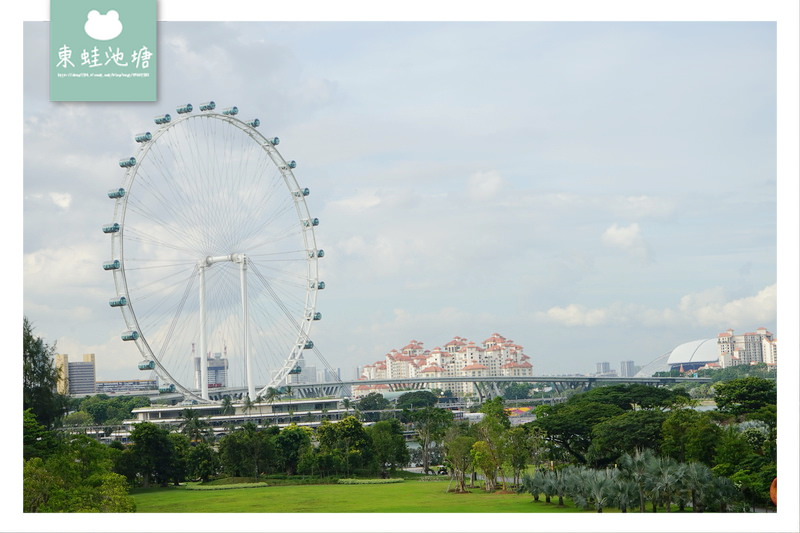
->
[131, 479, 593, 513]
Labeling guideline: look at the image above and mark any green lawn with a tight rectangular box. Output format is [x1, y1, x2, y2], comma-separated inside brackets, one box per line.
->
[131, 480, 592, 513]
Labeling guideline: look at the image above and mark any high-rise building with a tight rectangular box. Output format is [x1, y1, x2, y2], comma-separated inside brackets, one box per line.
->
[595, 361, 611, 375]
[620, 360, 636, 378]
[718, 327, 776, 368]
[194, 350, 229, 389]
[55, 353, 97, 395]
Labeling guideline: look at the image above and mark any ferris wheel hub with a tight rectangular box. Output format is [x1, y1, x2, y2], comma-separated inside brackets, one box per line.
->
[201, 253, 247, 267]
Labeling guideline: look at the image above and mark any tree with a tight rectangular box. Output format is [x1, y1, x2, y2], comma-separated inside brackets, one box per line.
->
[396, 390, 438, 410]
[63, 410, 94, 427]
[506, 426, 531, 486]
[444, 426, 475, 493]
[220, 396, 235, 416]
[586, 410, 667, 467]
[187, 442, 219, 482]
[574, 384, 688, 411]
[167, 433, 192, 485]
[610, 473, 639, 513]
[275, 424, 312, 475]
[530, 401, 624, 464]
[367, 418, 409, 477]
[524, 425, 549, 470]
[358, 392, 390, 421]
[23, 317, 68, 427]
[408, 407, 454, 474]
[128, 421, 174, 487]
[75, 394, 150, 425]
[473, 397, 511, 490]
[587, 469, 613, 512]
[714, 377, 776, 416]
[650, 457, 682, 512]
[617, 448, 657, 512]
[242, 394, 256, 415]
[315, 416, 374, 476]
[502, 383, 532, 400]
[24, 434, 135, 512]
[661, 409, 722, 465]
[179, 408, 214, 444]
[23, 409, 59, 461]
[683, 461, 713, 512]
[218, 422, 276, 479]
[470, 440, 499, 492]
[520, 471, 546, 502]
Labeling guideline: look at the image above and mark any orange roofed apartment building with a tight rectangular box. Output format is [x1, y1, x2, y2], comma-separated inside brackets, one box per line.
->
[716, 327, 777, 369]
[354, 333, 533, 398]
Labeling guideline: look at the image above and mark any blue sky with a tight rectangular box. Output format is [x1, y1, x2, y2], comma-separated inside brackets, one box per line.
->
[23, 19, 781, 381]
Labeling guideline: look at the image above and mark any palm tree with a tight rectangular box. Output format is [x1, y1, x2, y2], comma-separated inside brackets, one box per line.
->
[564, 466, 593, 510]
[588, 470, 613, 513]
[703, 475, 739, 512]
[242, 394, 255, 416]
[610, 474, 639, 513]
[179, 408, 213, 444]
[618, 448, 657, 512]
[255, 393, 266, 421]
[220, 396, 235, 416]
[342, 397, 351, 415]
[683, 461, 712, 512]
[552, 468, 570, 506]
[520, 472, 545, 502]
[651, 457, 681, 512]
[541, 470, 557, 503]
[264, 387, 281, 404]
[283, 386, 294, 420]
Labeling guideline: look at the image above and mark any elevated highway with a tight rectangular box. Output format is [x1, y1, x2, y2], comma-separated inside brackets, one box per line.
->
[185, 374, 709, 402]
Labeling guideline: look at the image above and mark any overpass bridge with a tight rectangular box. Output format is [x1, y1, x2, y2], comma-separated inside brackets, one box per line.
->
[181, 374, 709, 403]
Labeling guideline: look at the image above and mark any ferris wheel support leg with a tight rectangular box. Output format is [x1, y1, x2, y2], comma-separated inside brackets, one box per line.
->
[240, 256, 255, 401]
[199, 263, 209, 401]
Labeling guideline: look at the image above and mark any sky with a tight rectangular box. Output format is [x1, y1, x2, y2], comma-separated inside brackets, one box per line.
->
[22, 17, 784, 383]
[11, 2, 800, 532]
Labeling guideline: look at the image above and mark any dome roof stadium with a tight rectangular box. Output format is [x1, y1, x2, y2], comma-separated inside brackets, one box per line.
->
[666, 338, 718, 366]
[635, 338, 717, 377]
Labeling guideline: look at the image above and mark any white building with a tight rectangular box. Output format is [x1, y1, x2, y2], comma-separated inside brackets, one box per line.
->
[354, 333, 533, 398]
[718, 327, 776, 368]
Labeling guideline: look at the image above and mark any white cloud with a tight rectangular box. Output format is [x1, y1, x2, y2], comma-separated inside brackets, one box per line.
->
[680, 284, 777, 328]
[49, 192, 72, 209]
[602, 222, 641, 249]
[601, 222, 651, 262]
[538, 284, 777, 329]
[466, 170, 505, 201]
[541, 303, 616, 327]
[24, 243, 107, 297]
[328, 189, 381, 212]
[611, 195, 676, 219]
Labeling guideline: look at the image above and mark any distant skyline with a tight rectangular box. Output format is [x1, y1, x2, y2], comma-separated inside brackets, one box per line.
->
[23, 20, 781, 383]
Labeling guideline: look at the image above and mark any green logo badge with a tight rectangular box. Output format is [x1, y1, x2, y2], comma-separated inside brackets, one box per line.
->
[50, 0, 156, 101]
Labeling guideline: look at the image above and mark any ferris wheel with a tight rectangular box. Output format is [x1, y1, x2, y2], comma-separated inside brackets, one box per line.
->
[103, 102, 324, 403]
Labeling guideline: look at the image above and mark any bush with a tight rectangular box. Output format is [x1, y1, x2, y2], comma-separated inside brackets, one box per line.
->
[337, 478, 404, 484]
[184, 482, 268, 490]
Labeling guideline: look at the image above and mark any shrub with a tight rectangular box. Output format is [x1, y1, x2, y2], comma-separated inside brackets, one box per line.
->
[337, 478, 404, 484]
